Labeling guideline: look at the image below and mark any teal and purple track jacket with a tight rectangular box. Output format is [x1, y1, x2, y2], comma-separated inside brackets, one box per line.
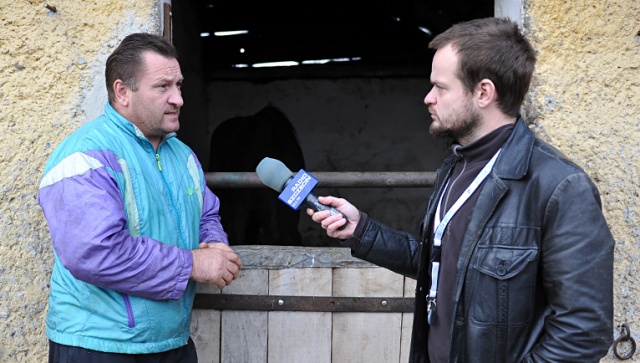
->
[38, 103, 227, 354]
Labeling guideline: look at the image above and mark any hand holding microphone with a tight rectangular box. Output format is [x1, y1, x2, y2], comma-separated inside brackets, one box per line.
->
[306, 195, 359, 239]
[256, 157, 356, 234]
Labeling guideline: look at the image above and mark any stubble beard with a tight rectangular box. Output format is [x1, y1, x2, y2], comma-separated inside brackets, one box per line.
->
[429, 100, 481, 142]
[151, 110, 181, 137]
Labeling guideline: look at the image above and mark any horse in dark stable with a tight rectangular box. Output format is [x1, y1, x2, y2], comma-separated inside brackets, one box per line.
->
[208, 105, 305, 246]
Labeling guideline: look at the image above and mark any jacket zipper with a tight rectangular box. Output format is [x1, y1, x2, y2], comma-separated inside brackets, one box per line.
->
[156, 151, 191, 336]
[155, 152, 187, 248]
[122, 293, 135, 328]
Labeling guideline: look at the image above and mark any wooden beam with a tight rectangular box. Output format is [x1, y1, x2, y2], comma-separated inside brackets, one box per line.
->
[163, 3, 172, 43]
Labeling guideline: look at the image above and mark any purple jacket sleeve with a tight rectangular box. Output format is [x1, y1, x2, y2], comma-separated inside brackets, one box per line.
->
[199, 185, 229, 245]
[38, 165, 192, 301]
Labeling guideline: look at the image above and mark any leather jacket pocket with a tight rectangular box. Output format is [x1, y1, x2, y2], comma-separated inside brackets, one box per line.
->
[471, 245, 538, 326]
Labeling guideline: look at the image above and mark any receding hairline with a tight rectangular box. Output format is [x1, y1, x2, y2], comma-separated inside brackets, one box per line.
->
[136, 51, 184, 83]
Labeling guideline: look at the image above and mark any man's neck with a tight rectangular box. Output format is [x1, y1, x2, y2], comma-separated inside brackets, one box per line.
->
[459, 113, 516, 146]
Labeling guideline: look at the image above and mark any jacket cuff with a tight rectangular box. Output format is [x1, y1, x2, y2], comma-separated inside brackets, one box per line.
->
[170, 248, 193, 300]
[341, 211, 369, 251]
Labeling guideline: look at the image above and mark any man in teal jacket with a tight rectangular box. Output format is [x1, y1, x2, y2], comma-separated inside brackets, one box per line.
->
[38, 33, 242, 362]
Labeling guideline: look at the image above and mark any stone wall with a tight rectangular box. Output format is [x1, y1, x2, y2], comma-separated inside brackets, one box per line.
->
[0, 0, 160, 361]
[525, 1, 640, 359]
[1, 0, 639, 361]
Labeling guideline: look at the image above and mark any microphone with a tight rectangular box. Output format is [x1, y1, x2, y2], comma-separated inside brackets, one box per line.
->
[256, 157, 349, 225]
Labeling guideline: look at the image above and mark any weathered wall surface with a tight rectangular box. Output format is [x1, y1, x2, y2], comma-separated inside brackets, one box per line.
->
[1, 0, 640, 361]
[0, 0, 159, 361]
[525, 0, 640, 360]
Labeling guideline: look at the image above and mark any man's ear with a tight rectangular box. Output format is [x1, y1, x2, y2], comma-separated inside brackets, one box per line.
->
[113, 80, 130, 107]
[476, 79, 496, 108]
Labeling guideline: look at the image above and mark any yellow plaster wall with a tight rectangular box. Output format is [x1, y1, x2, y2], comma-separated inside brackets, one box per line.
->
[0, 0, 160, 361]
[2, 0, 640, 361]
[525, 0, 640, 360]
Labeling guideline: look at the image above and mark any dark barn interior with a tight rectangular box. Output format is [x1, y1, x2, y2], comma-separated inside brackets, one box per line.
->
[171, 0, 494, 246]
[196, 0, 493, 75]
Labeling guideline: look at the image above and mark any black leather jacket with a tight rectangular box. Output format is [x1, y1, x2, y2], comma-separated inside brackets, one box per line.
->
[344, 119, 615, 363]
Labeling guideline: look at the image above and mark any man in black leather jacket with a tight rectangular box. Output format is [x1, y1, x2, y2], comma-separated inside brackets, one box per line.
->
[308, 17, 614, 363]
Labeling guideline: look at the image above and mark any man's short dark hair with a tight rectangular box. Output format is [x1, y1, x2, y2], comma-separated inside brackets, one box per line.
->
[105, 33, 179, 104]
[429, 17, 537, 117]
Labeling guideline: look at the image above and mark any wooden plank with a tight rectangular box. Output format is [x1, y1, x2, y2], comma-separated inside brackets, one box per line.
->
[332, 268, 405, 362]
[401, 277, 417, 363]
[195, 282, 221, 294]
[221, 311, 267, 363]
[333, 267, 404, 297]
[403, 277, 416, 297]
[268, 268, 332, 296]
[218, 269, 269, 295]
[191, 270, 268, 363]
[162, 3, 172, 43]
[220, 270, 268, 363]
[191, 309, 220, 363]
[400, 313, 414, 363]
[268, 268, 332, 363]
[270, 311, 333, 362]
[192, 278, 222, 363]
[333, 313, 403, 361]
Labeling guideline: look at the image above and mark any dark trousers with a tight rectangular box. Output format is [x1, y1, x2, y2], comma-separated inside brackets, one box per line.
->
[49, 338, 198, 363]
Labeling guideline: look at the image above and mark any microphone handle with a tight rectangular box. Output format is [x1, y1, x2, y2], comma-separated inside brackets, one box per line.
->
[304, 194, 350, 225]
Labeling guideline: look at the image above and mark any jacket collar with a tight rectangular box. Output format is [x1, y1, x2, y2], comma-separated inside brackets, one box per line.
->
[439, 118, 533, 180]
[492, 118, 534, 180]
[104, 102, 176, 150]
[451, 123, 514, 164]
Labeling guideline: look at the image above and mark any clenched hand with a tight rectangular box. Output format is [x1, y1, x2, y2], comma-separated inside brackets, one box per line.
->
[190, 242, 242, 289]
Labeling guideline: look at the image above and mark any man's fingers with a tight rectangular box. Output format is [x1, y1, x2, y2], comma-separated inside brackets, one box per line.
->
[191, 245, 242, 286]
[230, 264, 240, 279]
[206, 242, 233, 251]
[203, 243, 243, 268]
[310, 210, 331, 223]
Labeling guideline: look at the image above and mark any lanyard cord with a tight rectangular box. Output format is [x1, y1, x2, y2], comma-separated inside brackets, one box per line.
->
[426, 149, 501, 325]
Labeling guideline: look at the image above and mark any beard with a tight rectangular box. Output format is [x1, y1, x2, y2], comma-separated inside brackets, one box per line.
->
[136, 109, 181, 139]
[429, 98, 481, 142]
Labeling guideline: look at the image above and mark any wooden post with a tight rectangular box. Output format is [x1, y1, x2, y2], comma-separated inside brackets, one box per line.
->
[163, 3, 172, 43]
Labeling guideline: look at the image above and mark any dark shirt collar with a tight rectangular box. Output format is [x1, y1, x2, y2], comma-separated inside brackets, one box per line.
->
[451, 123, 515, 163]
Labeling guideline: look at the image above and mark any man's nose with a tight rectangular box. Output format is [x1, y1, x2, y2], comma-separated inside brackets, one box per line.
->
[169, 89, 184, 107]
[424, 88, 436, 105]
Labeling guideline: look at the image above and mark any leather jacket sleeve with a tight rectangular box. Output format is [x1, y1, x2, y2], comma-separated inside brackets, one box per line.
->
[342, 212, 422, 279]
[525, 172, 614, 362]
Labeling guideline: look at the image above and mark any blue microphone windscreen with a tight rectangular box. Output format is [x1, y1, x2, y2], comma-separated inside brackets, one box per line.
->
[256, 157, 294, 192]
